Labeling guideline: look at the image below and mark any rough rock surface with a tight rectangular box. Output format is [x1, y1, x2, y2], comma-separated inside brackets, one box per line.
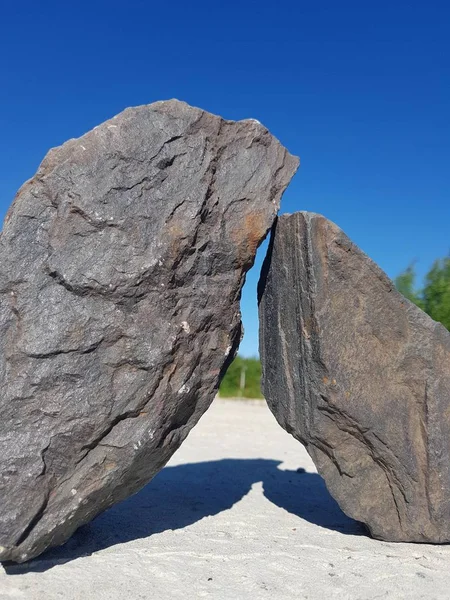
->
[259, 211, 450, 543]
[0, 100, 298, 562]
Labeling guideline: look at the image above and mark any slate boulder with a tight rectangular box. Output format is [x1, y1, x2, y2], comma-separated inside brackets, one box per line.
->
[259, 211, 450, 543]
[0, 100, 298, 562]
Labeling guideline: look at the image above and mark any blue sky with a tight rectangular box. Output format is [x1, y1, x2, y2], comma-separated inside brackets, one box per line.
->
[1, 1, 449, 356]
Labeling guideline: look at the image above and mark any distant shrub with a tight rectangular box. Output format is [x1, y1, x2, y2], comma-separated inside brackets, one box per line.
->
[219, 355, 263, 399]
[395, 256, 450, 331]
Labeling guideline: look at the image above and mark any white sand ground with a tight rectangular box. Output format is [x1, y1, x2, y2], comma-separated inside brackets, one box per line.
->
[1, 399, 449, 600]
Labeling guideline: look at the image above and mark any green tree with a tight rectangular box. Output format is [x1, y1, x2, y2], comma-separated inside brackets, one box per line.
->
[219, 355, 263, 399]
[394, 263, 424, 309]
[422, 257, 450, 330]
[395, 256, 450, 330]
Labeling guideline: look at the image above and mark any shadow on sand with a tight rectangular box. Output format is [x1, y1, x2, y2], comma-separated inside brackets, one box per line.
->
[4, 458, 365, 574]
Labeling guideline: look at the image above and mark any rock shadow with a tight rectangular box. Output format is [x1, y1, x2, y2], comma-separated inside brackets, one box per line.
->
[4, 458, 365, 574]
[262, 466, 364, 536]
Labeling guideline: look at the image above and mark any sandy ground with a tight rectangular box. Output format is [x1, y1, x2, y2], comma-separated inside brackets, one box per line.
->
[1, 399, 450, 600]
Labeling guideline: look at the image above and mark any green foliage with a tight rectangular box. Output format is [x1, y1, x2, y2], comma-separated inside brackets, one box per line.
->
[395, 256, 450, 330]
[394, 263, 425, 309]
[219, 355, 263, 399]
[422, 258, 450, 330]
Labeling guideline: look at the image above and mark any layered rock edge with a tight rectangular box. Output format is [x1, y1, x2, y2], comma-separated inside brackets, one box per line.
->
[259, 211, 450, 543]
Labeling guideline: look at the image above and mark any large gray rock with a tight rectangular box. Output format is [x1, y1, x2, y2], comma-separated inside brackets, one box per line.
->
[259, 211, 450, 543]
[0, 100, 298, 562]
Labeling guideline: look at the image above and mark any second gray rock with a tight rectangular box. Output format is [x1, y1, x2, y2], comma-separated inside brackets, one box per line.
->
[259, 211, 450, 543]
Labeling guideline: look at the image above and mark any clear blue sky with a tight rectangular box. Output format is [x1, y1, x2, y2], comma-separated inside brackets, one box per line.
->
[1, 1, 449, 356]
